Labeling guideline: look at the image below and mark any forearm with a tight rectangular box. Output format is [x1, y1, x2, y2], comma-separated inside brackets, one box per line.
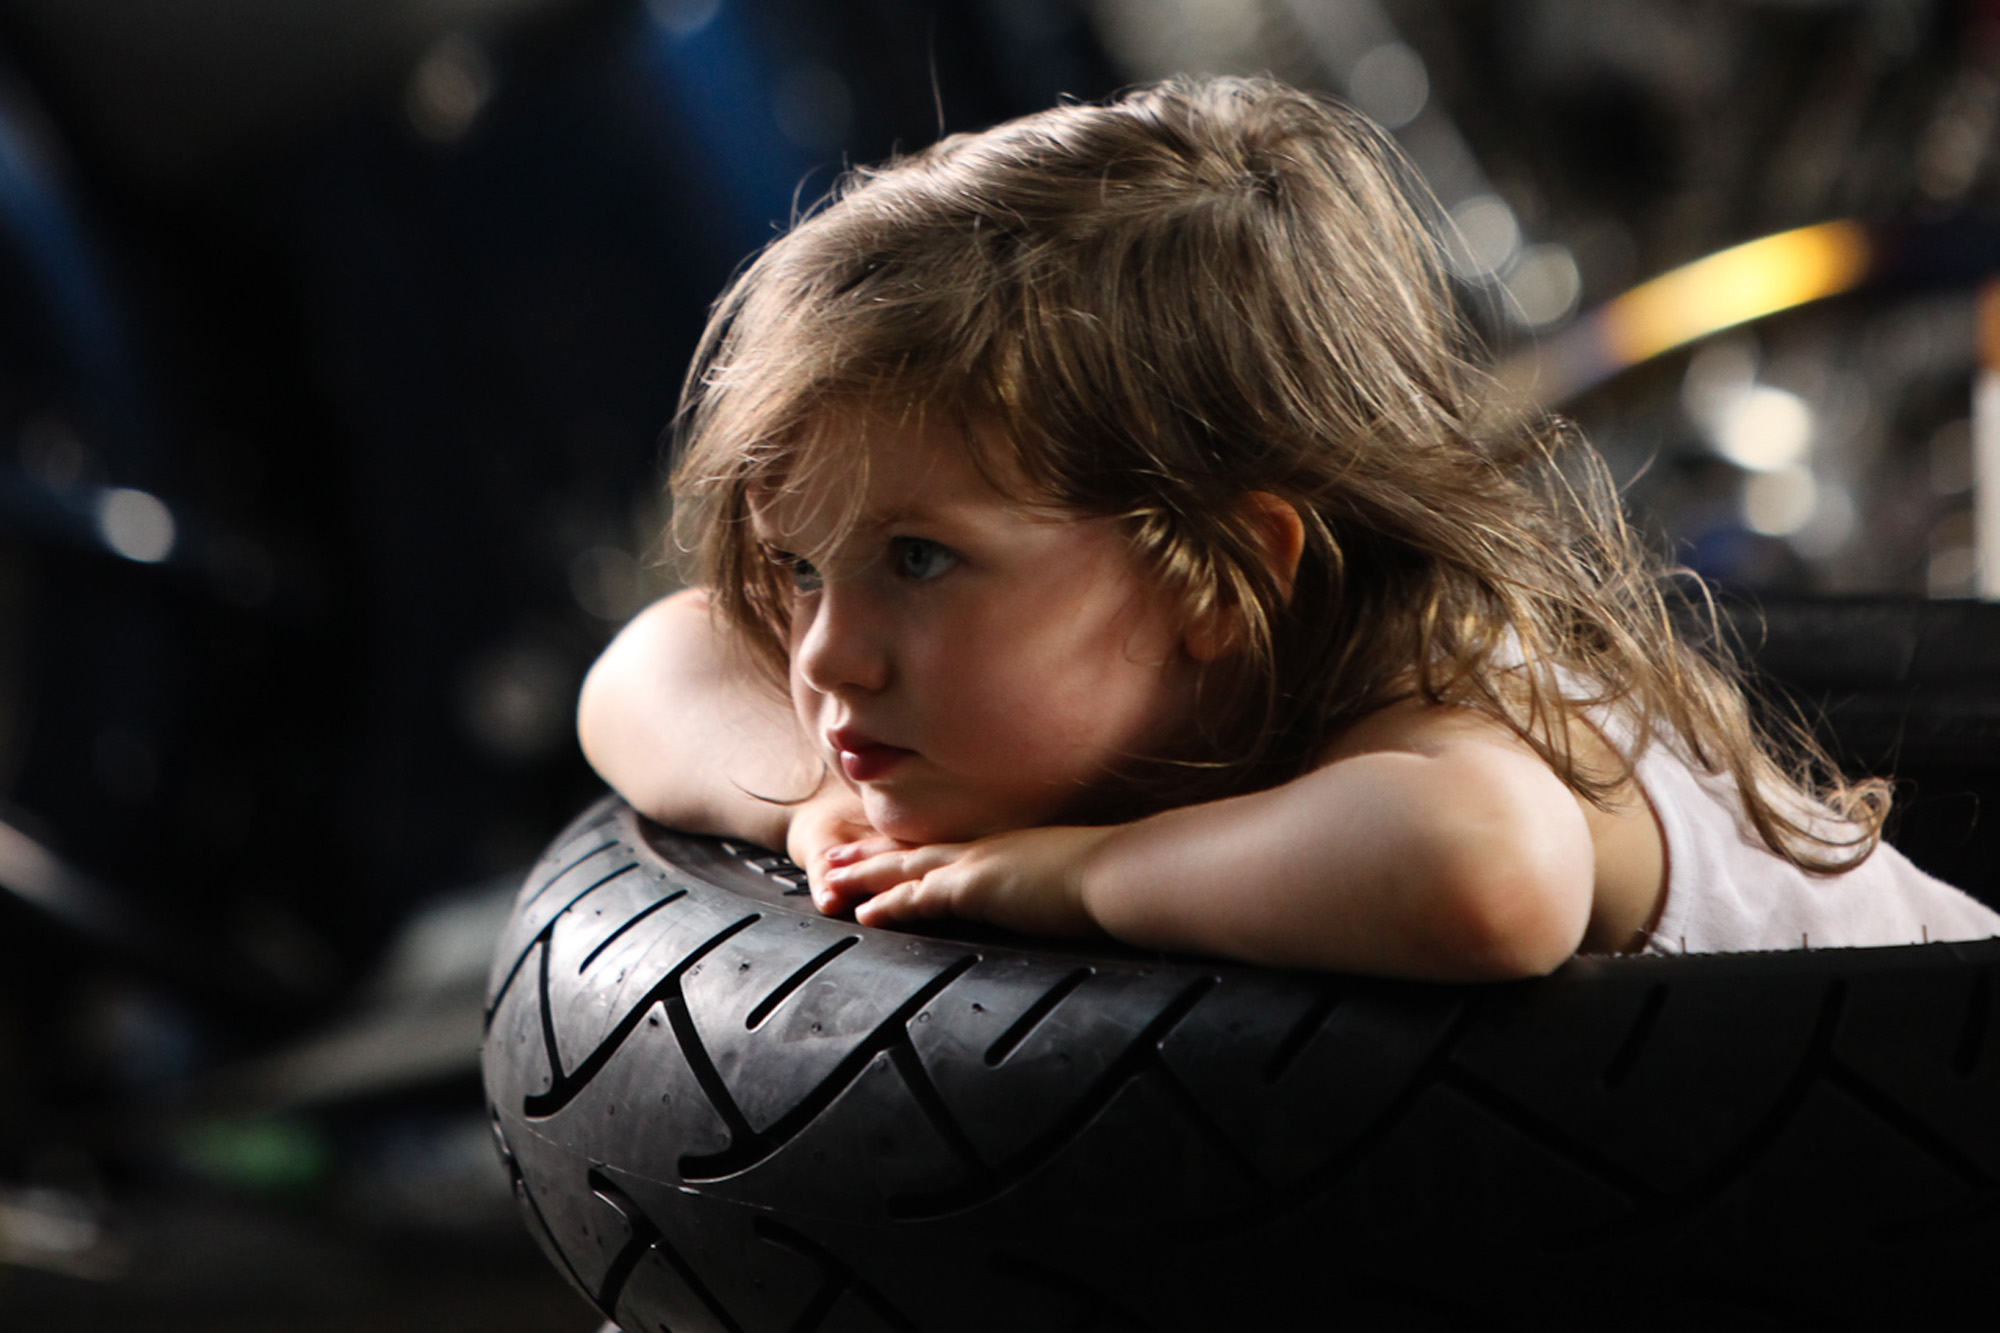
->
[577, 589, 816, 851]
[1079, 747, 1595, 980]
[813, 707, 1599, 980]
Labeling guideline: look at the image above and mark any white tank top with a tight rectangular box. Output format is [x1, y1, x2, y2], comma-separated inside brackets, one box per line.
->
[1629, 739, 2000, 954]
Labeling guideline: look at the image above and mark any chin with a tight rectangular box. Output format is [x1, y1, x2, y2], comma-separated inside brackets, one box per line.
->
[864, 794, 1011, 847]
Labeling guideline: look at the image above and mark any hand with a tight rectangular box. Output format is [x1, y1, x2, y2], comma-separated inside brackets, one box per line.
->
[814, 824, 1115, 939]
[785, 781, 879, 888]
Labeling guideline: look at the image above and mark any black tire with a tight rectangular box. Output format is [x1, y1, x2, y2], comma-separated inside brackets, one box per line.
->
[484, 796, 2000, 1332]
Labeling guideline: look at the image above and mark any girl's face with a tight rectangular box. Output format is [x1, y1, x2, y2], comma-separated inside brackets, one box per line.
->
[751, 418, 1200, 845]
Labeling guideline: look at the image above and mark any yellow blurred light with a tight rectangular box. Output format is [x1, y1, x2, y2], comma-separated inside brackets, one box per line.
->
[1601, 221, 1872, 365]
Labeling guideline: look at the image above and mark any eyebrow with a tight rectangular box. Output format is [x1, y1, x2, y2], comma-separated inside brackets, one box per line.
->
[867, 499, 954, 527]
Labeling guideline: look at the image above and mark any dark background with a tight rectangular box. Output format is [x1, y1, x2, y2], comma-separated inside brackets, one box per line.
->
[0, 1, 1994, 1328]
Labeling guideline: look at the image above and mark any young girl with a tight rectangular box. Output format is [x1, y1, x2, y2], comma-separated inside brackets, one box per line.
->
[579, 75, 2000, 981]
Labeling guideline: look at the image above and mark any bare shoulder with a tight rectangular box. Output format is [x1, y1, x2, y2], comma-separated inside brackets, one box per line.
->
[1314, 694, 1666, 954]
[577, 589, 806, 846]
[603, 587, 716, 676]
[583, 588, 775, 703]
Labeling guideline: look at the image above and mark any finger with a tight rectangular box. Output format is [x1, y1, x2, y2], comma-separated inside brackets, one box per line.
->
[808, 841, 912, 916]
[819, 857, 912, 910]
[852, 877, 953, 927]
[829, 842, 965, 893]
[815, 849, 924, 914]
[811, 873, 856, 916]
[822, 835, 903, 868]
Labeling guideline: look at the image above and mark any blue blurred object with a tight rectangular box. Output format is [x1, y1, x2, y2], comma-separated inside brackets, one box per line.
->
[635, 0, 825, 250]
[0, 104, 153, 477]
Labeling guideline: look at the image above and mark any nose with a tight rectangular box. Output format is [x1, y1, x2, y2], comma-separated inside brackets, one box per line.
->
[793, 584, 890, 695]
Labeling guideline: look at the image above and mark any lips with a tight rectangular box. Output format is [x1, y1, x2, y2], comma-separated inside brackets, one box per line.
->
[829, 728, 914, 782]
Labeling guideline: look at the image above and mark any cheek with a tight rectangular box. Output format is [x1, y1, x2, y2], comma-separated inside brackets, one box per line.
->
[983, 620, 1186, 755]
[1054, 583, 1186, 698]
[787, 652, 819, 725]
[785, 614, 815, 701]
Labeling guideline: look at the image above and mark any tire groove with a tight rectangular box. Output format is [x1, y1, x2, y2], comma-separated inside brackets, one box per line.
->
[1600, 982, 1668, 1091]
[503, 1131, 596, 1309]
[534, 938, 562, 1103]
[751, 1217, 924, 1333]
[1551, 978, 1851, 1248]
[485, 933, 539, 1034]
[1433, 1064, 1662, 1233]
[1146, 1057, 1278, 1201]
[781, 1273, 843, 1333]
[1822, 1056, 1996, 1189]
[745, 935, 862, 1030]
[679, 953, 981, 1179]
[1261, 982, 1345, 1083]
[578, 889, 688, 975]
[888, 975, 1218, 1219]
[521, 835, 621, 914]
[586, 1170, 659, 1319]
[665, 989, 763, 1151]
[888, 1037, 997, 1182]
[485, 861, 642, 1025]
[1817, 1057, 1998, 1244]
[985, 967, 1092, 1067]
[588, 1169, 745, 1333]
[1166, 995, 1475, 1241]
[523, 913, 762, 1117]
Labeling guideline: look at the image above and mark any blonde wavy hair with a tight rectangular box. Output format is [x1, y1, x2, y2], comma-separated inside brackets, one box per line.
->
[670, 74, 1886, 871]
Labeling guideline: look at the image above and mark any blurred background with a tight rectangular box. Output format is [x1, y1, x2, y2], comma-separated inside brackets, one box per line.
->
[0, 0, 1995, 1328]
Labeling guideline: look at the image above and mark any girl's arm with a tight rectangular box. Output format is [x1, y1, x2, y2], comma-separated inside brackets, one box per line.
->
[815, 701, 1608, 982]
[577, 590, 871, 864]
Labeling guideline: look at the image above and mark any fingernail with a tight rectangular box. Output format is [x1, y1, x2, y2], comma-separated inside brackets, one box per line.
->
[824, 843, 857, 865]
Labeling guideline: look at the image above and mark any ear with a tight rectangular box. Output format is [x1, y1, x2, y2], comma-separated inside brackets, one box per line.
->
[1183, 492, 1307, 662]
[1239, 490, 1305, 600]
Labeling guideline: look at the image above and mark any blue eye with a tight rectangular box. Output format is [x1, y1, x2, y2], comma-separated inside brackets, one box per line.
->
[891, 537, 957, 582]
[766, 547, 821, 593]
